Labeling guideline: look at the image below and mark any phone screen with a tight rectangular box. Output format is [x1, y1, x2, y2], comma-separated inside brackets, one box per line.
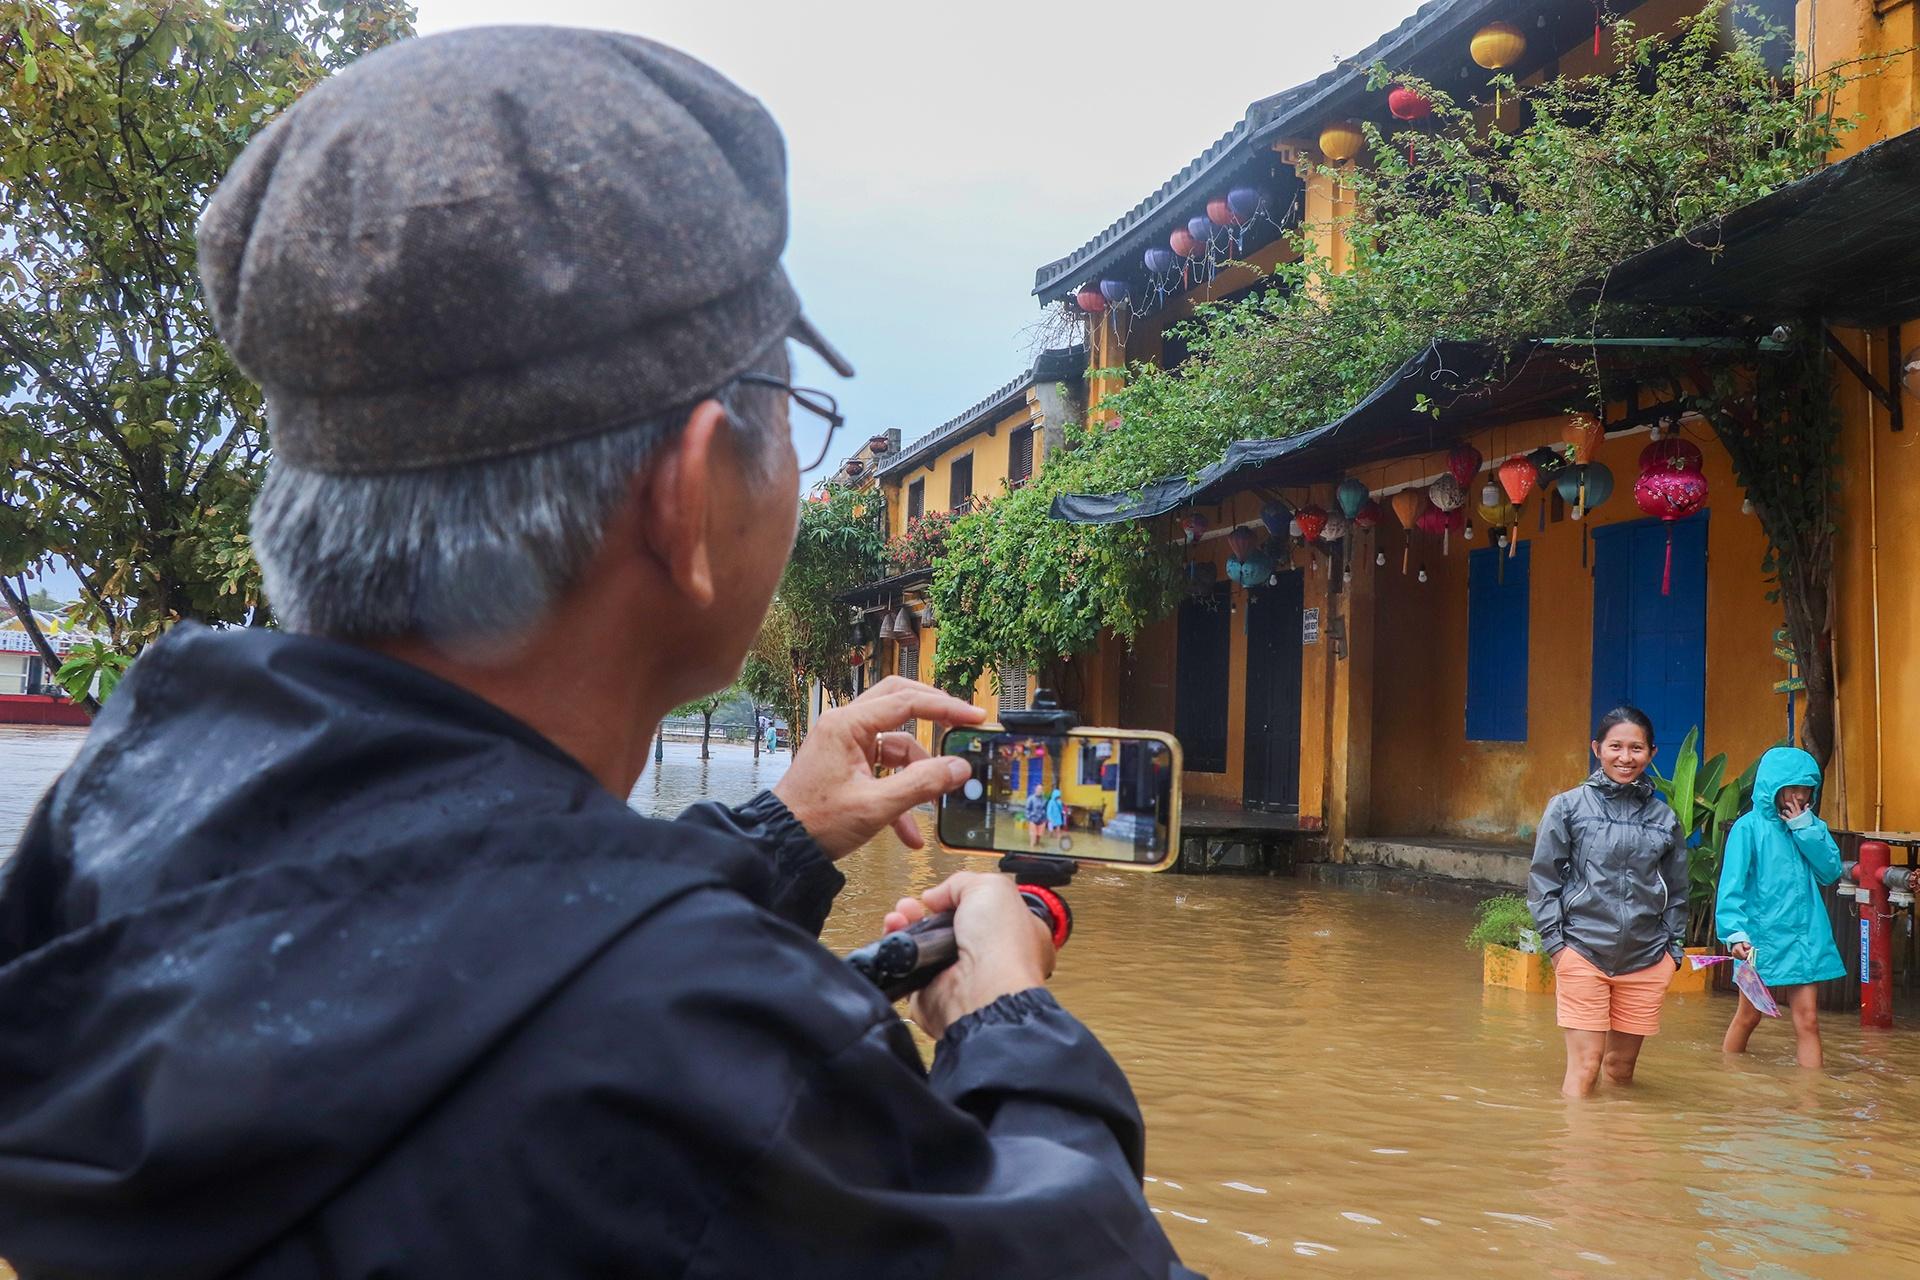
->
[938, 728, 1179, 867]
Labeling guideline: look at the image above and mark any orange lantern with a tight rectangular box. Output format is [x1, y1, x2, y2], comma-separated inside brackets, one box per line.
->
[1389, 488, 1429, 574]
[1563, 416, 1603, 464]
[1495, 456, 1538, 557]
[1318, 120, 1365, 165]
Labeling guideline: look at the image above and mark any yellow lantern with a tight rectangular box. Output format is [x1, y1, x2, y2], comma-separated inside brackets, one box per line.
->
[1471, 21, 1527, 116]
[1318, 120, 1365, 165]
[1471, 21, 1527, 70]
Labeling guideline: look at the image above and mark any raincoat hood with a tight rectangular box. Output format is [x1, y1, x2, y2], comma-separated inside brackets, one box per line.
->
[1751, 746, 1824, 824]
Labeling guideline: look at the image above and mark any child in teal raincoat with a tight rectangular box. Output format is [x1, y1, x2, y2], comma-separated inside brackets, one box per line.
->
[1716, 746, 1847, 1067]
[1045, 788, 1065, 834]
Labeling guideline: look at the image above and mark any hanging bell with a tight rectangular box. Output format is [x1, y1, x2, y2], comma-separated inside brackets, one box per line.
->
[878, 610, 897, 641]
[891, 605, 916, 637]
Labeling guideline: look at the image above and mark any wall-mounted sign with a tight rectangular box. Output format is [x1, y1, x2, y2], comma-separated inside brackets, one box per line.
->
[1302, 608, 1321, 645]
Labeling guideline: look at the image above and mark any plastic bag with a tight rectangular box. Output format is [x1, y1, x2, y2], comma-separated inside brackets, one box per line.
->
[1687, 954, 1781, 1017]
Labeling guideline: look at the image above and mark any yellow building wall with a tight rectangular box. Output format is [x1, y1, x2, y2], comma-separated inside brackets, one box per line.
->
[887, 400, 1041, 541]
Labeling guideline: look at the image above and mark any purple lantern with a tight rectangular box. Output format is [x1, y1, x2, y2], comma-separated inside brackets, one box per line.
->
[1143, 247, 1176, 274]
[1187, 215, 1215, 242]
[1227, 187, 1262, 221]
[1099, 279, 1130, 304]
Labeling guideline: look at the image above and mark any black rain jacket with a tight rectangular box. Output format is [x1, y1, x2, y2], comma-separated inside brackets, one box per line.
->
[0, 626, 1198, 1279]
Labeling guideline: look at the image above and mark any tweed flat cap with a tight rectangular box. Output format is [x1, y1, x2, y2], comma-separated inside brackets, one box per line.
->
[198, 26, 851, 475]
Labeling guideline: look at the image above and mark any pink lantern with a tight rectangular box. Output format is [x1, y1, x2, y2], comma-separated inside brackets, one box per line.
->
[1446, 442, 1483, 488]
[1180, 512, 1212, 542]
[1634, 448, 1709, 596]
[1207, 197, 1239, 228]
[1169, 228, 1204, 260]
[1075, 286, 1106, 314]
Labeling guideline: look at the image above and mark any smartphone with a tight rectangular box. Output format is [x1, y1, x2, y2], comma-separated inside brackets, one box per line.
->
[937, 726, 1182, 871]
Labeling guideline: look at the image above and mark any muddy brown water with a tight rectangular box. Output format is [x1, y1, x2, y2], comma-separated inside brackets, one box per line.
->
[6, 727, 1920, 1276]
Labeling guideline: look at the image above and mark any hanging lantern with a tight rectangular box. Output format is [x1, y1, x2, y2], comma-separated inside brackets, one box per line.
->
[1427, 473, 1467, 512]
[1206, 197, 1238, 227]
[1638, 436, 1704, 474]
[1496, 456, 1537, 557]
[892, 605, 917, 637]
[1471, 21, 1527, 116]
[1294, 504, 1328, 544]
[1179, 512, 1211, 543]
[1099, 279, 1130, 305]
[1388, 85, 1434, 163]
[1389, 488, 1428, 574]
[1319, 510, 1350, 543]
[1635, 452, 1709, 595]
[1446, 442, 1483, 488]
[1227, 546, 1278, 588]
[1557, 463, 1616, 567]
[1318, 119, 1365, 164]
[1169, 228, 1204, 260]
[1227, 187, 1263, 223]
[1227, 525, 1258, 559]
[1416, 504, 1450, 556]
[1388, 85, 1434, 121]
[1353, 499, 1383, 530]
[1527, 445, 1568, 483]
[1143, 247, 1176, 274]
[877, 609, 896, 641]
[1335, 477, 1370, 520]
[1474, 493, 1518, 530]
[1259, 500, 1290, 538]
[1563, 416, 1604, 465]
[1075, 286, 1106, 314]
[1187, 215, 1216, 243]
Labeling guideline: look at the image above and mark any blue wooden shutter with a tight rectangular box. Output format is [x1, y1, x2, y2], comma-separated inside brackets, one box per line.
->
[1466, 543, 1530, 742]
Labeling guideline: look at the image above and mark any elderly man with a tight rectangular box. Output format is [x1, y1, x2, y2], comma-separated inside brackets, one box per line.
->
[0, 25, 1199, 1280]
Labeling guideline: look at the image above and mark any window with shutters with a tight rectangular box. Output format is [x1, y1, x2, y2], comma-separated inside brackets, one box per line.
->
[896, 640, 921, 733]
[907, 479, 924, 522]
[1466, 543, 1530, 742]
[1008, 426, 1034, 488]
[949, 454, 973, 512]
[996, 662, 1028, 714]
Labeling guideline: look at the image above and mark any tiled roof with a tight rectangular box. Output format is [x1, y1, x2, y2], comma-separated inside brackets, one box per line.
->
[1031, 0, 1502, 303]
[878, 346, 1086, 480]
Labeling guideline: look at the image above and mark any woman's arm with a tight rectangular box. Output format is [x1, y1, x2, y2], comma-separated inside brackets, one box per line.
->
[1527, 796, 1573, 954]
[1659, 812, 1689, 963]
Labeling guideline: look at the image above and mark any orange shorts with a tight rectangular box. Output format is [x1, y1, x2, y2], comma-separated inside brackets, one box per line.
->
[1553, 946, 1672, 1036]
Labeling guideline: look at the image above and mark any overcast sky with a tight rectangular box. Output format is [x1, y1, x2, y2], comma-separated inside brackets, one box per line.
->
[418, 0, 1425, 479]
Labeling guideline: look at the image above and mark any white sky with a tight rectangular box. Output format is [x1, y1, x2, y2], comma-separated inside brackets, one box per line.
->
[417, 0, 1426, 479]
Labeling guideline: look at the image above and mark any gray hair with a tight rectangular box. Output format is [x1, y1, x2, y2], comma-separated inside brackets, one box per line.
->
[253, 373, 787, 643]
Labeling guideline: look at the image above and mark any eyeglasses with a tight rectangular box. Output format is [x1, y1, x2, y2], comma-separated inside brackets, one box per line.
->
[735, 373, 845, 474]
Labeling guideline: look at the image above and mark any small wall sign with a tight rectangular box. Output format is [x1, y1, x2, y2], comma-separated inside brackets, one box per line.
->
[1302, 607, 1321, 645]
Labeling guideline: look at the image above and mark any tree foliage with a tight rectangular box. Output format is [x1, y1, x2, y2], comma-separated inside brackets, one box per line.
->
[739, 594, 801, 741]
[928, 6, 1858, 691]
[0, 0, 415, 672]
[780, 482, 887, 700]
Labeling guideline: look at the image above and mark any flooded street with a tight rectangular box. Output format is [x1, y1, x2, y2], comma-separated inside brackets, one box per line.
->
[6, 731, 1920, 1275]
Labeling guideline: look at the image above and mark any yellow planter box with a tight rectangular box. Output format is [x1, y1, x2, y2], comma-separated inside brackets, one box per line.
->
[1483, 943, 1554, 993]
[1667, 946, 1716, 995]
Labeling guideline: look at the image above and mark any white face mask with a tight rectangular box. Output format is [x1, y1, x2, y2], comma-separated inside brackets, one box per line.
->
[1785, 808, 1815, 831]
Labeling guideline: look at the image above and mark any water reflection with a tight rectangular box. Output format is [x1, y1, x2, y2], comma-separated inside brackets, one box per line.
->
[4, 733, 1920, 1277]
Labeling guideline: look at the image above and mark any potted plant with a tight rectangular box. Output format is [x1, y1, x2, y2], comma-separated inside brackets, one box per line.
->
[1652, 728, 1764, 995]
[1468, 894, 1553, 993]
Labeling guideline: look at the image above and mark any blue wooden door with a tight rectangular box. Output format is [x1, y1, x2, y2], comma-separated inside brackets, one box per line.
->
[1590, 514, 1708, 762]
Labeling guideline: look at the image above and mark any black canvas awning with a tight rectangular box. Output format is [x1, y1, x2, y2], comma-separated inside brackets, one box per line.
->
[1602, 127, 1920, 330]
[1050, 341, 1592, 525]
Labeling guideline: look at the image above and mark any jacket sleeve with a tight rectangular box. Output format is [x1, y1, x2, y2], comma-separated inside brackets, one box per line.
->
[1660, 810, 1690, 962]
[1528, 796, 1573, 955]
[679, 790, 844, 935]
[1791, 817, 1845, 885]
[1717, 819, 1755, 948]
[516, 891, 1202, 1279]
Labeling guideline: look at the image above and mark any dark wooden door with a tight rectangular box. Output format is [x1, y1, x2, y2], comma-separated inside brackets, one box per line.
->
[1243, 573, 1303, 811]
[1174, 583, 1232, 773]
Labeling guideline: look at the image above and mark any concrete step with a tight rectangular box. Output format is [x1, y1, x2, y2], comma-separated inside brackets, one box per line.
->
[1343, 836, 1531, 889]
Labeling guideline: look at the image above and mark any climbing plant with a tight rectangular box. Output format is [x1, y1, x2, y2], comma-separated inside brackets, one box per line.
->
[927, 5, 1864, 688]
[780, 483, 888, 701]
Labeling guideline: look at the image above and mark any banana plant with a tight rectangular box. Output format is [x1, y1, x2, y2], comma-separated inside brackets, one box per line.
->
[1653, 728, 1766, 947]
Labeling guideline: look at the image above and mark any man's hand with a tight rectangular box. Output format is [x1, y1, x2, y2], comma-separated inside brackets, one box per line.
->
[883, 871, 1056, 1040]
[773, 676, 986, 859]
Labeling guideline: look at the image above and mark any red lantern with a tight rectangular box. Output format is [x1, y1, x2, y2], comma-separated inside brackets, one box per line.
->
[1353, 499, 1383, 529]
[1294, 504, 1328, 544]
[1075, 286, 1106, 314]
[1388, 86, 1434, 121]
[1169, 229, 1203, 259]
[1638, 437, 1704, 474]
[1496, 456, 1537, 557]
[1634, 449, 1709, 595]
[1179, 512, 1212, 542]
[1207, 197, 1240, 228]
[1446, 442, 1483, 488]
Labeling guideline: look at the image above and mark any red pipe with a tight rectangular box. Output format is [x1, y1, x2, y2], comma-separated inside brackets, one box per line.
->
[1859, 841, 1893, 1029]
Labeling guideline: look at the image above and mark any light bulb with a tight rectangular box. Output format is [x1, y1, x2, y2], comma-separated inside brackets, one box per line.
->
[1481, 482, 1500, 507]
[1342, 567, 1353, 583]
[1741, 498, 1754, 516]
[1649, 422, 1664, 441]
[1498, 533, 1509, 548]
[1288, 518, 1303, 537]
[1571, 506, 1584, 522]
[1417, 568, 1429, 583]
[1464, 525, 1475, 541]
[1375, 551, 1386, 567]
[1267, 573, 1279, 587]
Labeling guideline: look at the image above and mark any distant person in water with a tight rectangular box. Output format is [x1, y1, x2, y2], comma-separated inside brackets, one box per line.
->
[1717, 746, 1848, 1067]
[1528, 706, 1689, 1098]
[1025, 784, 1048, 848]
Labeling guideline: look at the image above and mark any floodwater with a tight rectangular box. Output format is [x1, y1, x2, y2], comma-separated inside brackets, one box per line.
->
[6, 730, 1920, 1276]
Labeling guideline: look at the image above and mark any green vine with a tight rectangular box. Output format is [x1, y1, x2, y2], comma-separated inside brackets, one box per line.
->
[778, 483, 888, 701]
